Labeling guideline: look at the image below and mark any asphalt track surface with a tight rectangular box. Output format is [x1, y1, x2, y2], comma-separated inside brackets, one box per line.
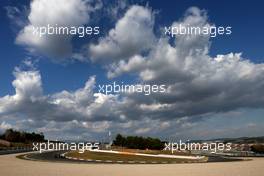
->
[22, 150, 243, 163]
[1, 151, 263, 176]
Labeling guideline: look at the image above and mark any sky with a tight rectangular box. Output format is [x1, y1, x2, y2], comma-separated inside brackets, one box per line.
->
[0, 0, 264, 141]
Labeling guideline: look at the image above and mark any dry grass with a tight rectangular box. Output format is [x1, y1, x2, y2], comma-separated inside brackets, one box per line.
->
[66, 150, 206, 163]
[112, 148, 193, 156]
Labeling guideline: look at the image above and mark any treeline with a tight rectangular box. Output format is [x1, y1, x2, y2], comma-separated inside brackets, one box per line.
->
[251, 144, 264, 154]
[113, 134, 164, 150]
[0, 129, 45, 143]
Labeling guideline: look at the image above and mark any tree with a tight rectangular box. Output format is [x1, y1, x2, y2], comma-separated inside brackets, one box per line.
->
[4, 129, 20, 142]
[113, 134, 126, 146]
[3, 129, 45, 143]
[113, 134, 164, 150]
[251, 144, 264, 154]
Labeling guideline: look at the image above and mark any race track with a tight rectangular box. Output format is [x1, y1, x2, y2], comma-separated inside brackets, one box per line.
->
[0, 152, 263, 176]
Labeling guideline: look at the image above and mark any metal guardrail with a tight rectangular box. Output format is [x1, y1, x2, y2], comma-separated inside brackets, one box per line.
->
[0, 147, 33, 155]
[0, 147, 31, 150]
[191, 150, 264, 157]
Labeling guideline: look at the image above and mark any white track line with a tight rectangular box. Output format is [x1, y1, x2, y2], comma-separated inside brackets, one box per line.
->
[90, 149, 204, 160]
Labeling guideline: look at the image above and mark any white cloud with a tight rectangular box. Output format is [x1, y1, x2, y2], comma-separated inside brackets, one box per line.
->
[0, 65, 43, 115]
[89, 5, 155, 62]
[135, 127, 151, 134]
[0, 64, 104, 122]
[104, 7, 264, 121]
[15, 0, 101, 60]
[3, 5, 264, 139]
[107, 55, 146, 78]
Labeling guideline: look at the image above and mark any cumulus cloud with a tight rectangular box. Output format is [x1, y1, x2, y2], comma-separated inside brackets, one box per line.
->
[103, 7, 264, 121]
[89, 5, 155, 62]
[0, 61, 167, 139]
[3, 5, 264, 139]
[15, 0, 101, 60]
[0, 60, 107, 122]
[0, 60, 175, 139]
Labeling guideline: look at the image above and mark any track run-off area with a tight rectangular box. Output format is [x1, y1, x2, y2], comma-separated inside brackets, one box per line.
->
[0, 151, 264, 176]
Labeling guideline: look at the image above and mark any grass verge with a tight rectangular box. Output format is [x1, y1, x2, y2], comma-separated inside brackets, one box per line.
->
[66, 150, 208, 163]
